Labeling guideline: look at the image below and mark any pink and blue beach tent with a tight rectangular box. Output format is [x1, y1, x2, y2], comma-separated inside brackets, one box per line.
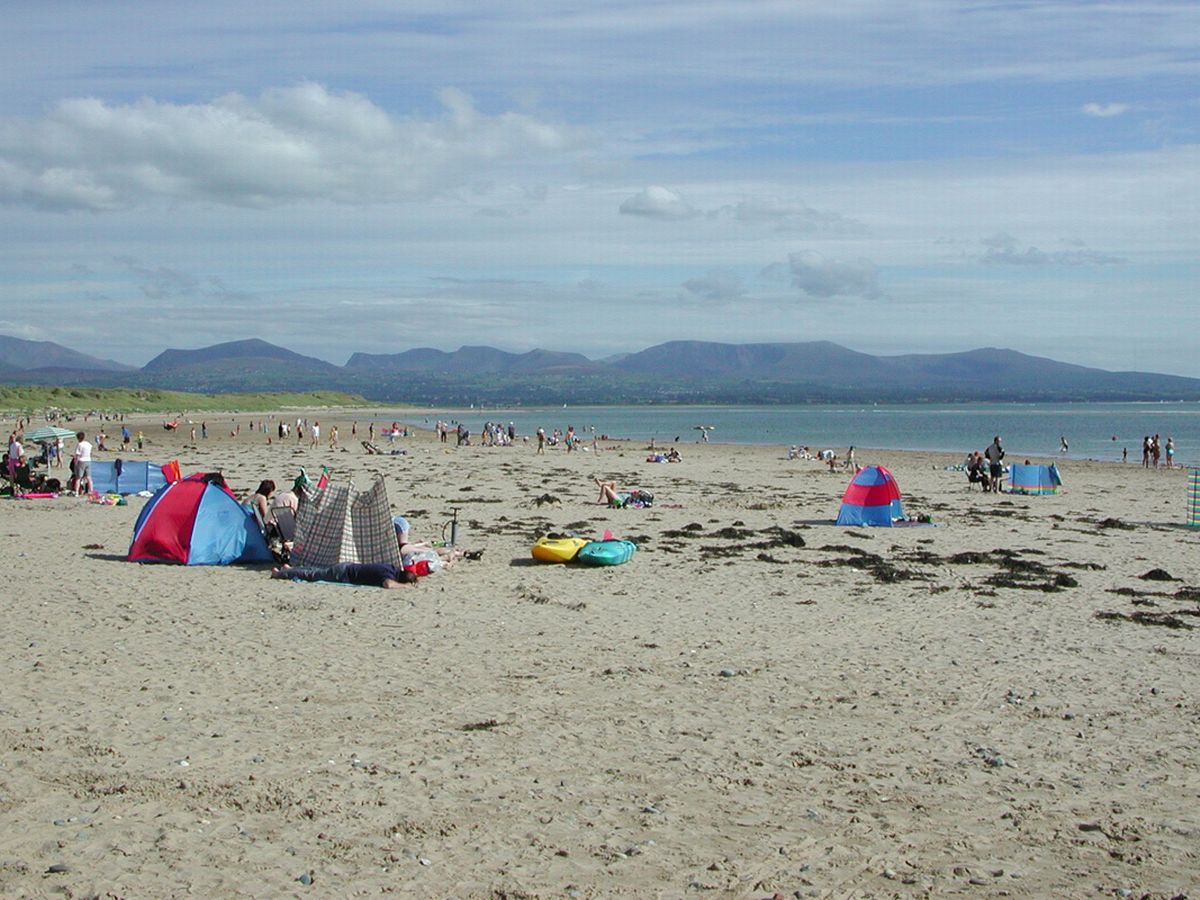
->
[836, 465, 906, 526]
[1008, 463, 1063, 496]
[128, 473, 272, 565]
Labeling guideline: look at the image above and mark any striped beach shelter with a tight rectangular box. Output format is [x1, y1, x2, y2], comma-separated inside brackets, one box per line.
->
[1008, 463, 1063, 495]
[835, 465, 905, 526]
[290, 476, 402, 568]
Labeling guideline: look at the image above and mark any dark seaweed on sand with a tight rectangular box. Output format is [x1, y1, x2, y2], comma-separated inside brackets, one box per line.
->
[1095, 611, 1194, 630]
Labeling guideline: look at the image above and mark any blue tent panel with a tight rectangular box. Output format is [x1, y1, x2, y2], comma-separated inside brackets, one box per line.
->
[91, 460, 169, 495]
[836, 498, 905, 526]
[187, 484, 274, 565]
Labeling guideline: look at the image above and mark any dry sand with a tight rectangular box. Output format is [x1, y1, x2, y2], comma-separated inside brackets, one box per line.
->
[1, 411, 1198, 897]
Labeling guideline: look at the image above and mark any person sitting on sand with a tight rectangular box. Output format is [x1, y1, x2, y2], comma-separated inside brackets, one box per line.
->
[270, 478, 303, 518]
[966, 451, 991, 490]
[245, 479, 275, 524]
[271, 562, 417, 589]
[595, 478, 620, 505]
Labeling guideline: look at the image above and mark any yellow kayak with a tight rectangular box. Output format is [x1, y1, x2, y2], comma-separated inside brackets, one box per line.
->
[531, 536, 589, 563]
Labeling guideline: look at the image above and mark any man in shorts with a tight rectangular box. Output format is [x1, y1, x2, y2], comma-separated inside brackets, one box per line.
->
[984, 435, 1005, 493]
[72, 431, 92, 496]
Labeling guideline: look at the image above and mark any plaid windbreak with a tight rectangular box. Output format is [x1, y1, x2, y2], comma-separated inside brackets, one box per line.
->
[291, 477, 401, 567]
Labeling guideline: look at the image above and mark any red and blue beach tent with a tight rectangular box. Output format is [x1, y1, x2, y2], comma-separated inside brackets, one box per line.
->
[128, 473, 272, 565]
[835, 465, 906, 526]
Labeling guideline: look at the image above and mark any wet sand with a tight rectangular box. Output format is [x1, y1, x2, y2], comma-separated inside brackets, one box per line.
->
[2, 412, 1198, 897]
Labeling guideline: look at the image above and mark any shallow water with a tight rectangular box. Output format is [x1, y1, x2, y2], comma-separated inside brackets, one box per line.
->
[386, 402, 1200, 465]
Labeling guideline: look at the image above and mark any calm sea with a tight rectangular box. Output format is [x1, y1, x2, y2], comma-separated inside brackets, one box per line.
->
[382, 402, 1200, 466]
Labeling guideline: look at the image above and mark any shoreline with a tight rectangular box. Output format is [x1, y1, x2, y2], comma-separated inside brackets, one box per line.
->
[6, 407, 1184, 471]
[6, 397, 1196, 465]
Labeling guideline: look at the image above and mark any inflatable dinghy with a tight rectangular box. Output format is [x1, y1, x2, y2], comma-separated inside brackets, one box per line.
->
[531, 536, 589, 563]
[576, 539, 636, 567]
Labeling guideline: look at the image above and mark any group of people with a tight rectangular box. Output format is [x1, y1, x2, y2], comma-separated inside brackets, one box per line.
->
[1141, 434, 1175, 468]
[251, 474, 481, 589]
[784, 445, 858, 473]
[966, 436, 1007, 492]
[4, 429, 96, 496]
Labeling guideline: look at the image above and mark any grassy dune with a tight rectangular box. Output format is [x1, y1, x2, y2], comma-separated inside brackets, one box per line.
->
[0, 385, 370, 416]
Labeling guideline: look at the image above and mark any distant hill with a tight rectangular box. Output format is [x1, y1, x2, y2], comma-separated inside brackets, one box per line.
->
[135, 339, 343, 392]
[0, 335, 135, 373]
[1, 333, 1198, 403]
[613, 340, 888, 380]
[345, 346, 600, 375]
[612, 342, 1200, 401]
[142, 338, 340, 374]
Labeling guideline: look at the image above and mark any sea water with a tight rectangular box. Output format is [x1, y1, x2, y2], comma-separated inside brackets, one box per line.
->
[390, 402, 1200, 466]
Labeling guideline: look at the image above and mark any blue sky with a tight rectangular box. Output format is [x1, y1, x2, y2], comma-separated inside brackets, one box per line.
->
[1, 1, 1197, 374]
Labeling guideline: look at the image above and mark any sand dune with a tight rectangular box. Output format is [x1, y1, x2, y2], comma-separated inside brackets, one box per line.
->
[2, 412, 1197, 897]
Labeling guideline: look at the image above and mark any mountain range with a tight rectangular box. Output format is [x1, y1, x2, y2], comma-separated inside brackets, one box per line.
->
[2, 335, 1198, 404]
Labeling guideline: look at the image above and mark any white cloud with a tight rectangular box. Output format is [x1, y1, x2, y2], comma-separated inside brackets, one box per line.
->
[1082, 102, 1130, 118]
[722, 197, 867, 234]
[618, 185, 698, 220]
[980, 232, 1124, 266]
[682, 270, 745, 303]
[788, 251, 881, 299]
[0, 83, 583, 211]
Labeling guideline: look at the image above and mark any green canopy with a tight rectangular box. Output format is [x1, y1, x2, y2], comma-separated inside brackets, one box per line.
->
[22, 426, 78, 443]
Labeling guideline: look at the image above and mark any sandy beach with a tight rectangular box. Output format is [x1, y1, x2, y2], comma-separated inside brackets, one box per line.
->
[2, 411, 1198, 897]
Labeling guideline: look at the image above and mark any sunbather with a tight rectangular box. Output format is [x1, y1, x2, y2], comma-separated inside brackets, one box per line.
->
[272, 562, 417, 589]
[595, 478, 620, 505]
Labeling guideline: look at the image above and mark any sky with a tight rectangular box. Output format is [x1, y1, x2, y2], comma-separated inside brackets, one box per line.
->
[1, 1, 1198, 375]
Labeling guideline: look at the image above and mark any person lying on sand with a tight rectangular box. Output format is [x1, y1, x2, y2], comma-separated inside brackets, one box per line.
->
[393, 515, 483, 567]
[271, 562, 417, 589]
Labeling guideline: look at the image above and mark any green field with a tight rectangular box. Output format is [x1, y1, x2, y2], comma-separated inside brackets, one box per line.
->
[0, 385, 370, 416]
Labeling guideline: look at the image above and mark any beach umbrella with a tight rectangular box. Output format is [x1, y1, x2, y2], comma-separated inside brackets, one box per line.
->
[22, 426, 77, 443]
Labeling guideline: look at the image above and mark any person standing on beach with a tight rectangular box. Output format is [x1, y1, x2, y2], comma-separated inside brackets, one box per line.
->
[1059, 435, 1068, 453]
[536, 427, 546, 454]
[1142, 436, 1151, 468]
[72, 431, 92, 496]
[1165, 437, 1175, 468]
[7, 432, 22, 484]
[310, 421, 321, 448]
[984, 435, 1005, 493]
